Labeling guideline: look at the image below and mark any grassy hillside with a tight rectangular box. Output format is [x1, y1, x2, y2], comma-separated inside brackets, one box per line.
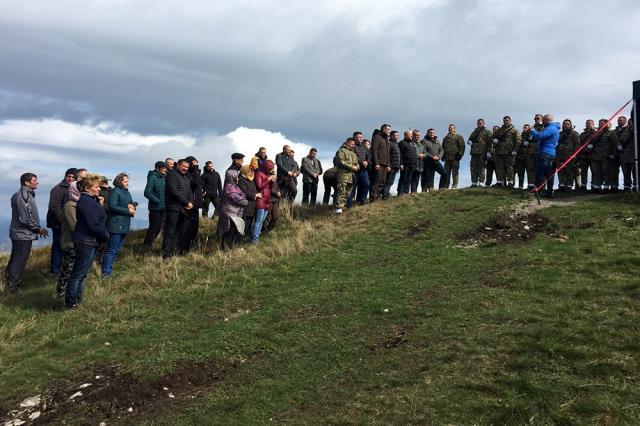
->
[1, 189, 639, 425]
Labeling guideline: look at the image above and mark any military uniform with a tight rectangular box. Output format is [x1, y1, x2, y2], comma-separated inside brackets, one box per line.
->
[589, 127, 613, 191]
[514, 132, 529, 189]
[556, 129, 580, 190]
[335, 144, 358, 209]
[613, 125, 635, 190]
[493, 124, 521, 186]
[578, 127, 596, 190]
[442, 133, 465, 188]
[468, 126, 492, 186]
[521, 129, 539, 189]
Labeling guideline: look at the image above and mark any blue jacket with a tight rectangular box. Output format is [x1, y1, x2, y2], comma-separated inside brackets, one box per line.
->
[73, 193, 109, 246]
[106, 186, 133, 234]
[531, 122, 560, 157]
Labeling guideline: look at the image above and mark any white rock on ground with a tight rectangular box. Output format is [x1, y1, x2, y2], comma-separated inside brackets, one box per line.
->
[68, 391, 83, 400]
[19, 395, 40, 408]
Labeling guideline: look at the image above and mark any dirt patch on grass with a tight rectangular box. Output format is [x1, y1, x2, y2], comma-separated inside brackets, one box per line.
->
[2, 354, 261, 425]
[456, 211, 549, 248]
[369, 324, 414, 352]
[407, 220, 431, 237]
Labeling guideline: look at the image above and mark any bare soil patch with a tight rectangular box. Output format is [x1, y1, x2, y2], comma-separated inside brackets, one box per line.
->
[456, 211, 549, 248]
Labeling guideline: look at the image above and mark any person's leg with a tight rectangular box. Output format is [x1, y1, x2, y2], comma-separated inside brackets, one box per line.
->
[65, 243, 95, 309]
[470, 155, 479, 186]
[4, 240, 32, 292]
[485, 161, 495, 186]
[495, 156, 505, 185]
[323, 180, 331, 204]
[178, 215, 195, 254]
[101, 233, 125, 277]
[201, 197, 210, 218]
[302, 181, 311, 204]
[384, 170, 397, 198]
[144, 211, 162, 245]
[251, 208, 268, 242]
[57, 247, 75, 296]
[442, 161, 452, 189]
[162, 210, 180, 259]
[591, 160, 602, 191]
[360, 170, 370, 204]
[50, 227, 63, 274]
[451, 160, 460, 188]
[435, 161, 447, 189]
[506, 156, 516, 187]
[622, 162, 633, 191]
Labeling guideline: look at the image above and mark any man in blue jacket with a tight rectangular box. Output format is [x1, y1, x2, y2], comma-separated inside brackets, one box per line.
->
[530, 114, 561, 197]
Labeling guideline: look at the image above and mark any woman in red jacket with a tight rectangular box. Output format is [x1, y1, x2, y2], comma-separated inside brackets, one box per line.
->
[251, 160, 275, 243]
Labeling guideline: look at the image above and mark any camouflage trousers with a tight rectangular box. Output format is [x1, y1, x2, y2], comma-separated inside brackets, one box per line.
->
[495, 155, 515, 185]
[607, 158, 621, 189]
[590, 159, 607, 189]
[515, 157, 527, 188]
[557, 159, 579, 189]
[526, 155, 537, 188]
[443, 160, 460, 188]
[57, 247, 75, 295]
[335, 173, 354, 209]
[577, 158, 589, 189]
[470, 155, 485, 185]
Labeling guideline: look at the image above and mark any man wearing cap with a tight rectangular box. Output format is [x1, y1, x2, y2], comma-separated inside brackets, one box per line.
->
[201, 161, 222, 218]
[99, 176, 110, 211]
[225, 153, 245, 186]
[46, 168, 76, 275]
[143, 161, 167, 245]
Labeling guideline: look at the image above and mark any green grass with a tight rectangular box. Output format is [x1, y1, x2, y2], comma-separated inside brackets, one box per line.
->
[1, 189, 639, 424]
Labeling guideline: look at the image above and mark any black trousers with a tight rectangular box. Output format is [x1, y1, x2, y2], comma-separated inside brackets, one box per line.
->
[302, 181, 318, 204]
[202, 196, 220, 217]
[163, 210, 189, 258]
[4, 239, 33, 291]
[399, 165, 415, 194]
[424, 160, 446, 189]
[144, 210, 165, 245]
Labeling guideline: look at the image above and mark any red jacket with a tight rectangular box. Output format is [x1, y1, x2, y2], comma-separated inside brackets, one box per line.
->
[255, 170, 272, 209]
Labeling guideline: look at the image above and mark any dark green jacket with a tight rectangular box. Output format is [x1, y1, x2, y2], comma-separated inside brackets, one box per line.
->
[107, 186, 133, 234]
[469, 127, 492, 156]
[144, 169, 166, 212]
[556, 130, 579, 161]
[613, 125, 634, 163]
[442, 133, 465, 161]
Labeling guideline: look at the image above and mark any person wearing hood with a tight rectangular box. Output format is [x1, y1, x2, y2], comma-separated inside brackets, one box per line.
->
[252, 160, 276, 243]
[530, 114, 561, 197]
[46, 168, 77, 275]
[4, 173, 49, 293]
[143, 161, 167, 245]
[102, 173, 136, 278]
[162, 159, 193, 260]
[237, 163, 261, 240]
[201, 161, 222, 218]
[218, 169, 249, 250]
[556, 119, 580, 191]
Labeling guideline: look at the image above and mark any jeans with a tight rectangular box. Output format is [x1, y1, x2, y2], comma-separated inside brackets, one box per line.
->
[399, 166, 415, 194]
[65, 243, 96, 308]
[50, 227, 64, 274]
[383, 170, 398, 198]
[424, 160, 446, 189]
[144, 210, 165, 244]
[4, 239, 33, 292]
[102, 233, 127, 277]
[535, 153, 555, 195]
[348, 169, 370, 207]
[251, 208, 268, 243]
[302, 181, 318, 204]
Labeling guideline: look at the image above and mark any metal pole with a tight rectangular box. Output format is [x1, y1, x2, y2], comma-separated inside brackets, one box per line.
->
[634, 99, 639, 191]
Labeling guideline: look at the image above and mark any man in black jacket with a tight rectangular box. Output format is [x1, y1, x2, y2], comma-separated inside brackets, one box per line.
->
[398, 130, 418, 194]
[383, 130, 401, 199]
[162, 159, 194, 260]
[46, 168, 76, 275]
[201, 161, 222, 218]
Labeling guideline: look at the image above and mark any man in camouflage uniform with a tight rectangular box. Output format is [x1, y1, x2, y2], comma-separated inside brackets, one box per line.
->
[468, 119, 492, 187]
[521, 123, 539, 189]
[485, 126, 499, 186]
[492, 116, 521, 187]
[589, 119, 613, 193]
[334, 138, 359, 214]
[578, 119, 596, 191]
[441, 124, 465, 189]
[612, 116, 635, 191]
[556, 119, 580, 191]
[515, 124, 530, 189]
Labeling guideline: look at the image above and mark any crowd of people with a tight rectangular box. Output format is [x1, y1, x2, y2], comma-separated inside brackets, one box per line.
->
[3, 113, 637, 309]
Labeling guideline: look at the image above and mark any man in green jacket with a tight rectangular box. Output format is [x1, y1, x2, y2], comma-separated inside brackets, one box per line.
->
[423, 129, 445, 190]
[143, 161, 167, 245]
[589, 119, 613, 193]
[492, 116, 521, 187]
[578, 120, 596, 191]
[468, 119, 492, 187]
[370, 124, 392, 202]
[522, 117, 542, 189]
[334, 138, 359, 214]
[613, 116, 635, 191]
[557, 119, 580, 191]
[442, 124, 465, 189]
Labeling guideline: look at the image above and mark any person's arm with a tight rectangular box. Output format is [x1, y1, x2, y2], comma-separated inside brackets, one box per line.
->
[276, 153, 287, 176]
[144, 176, 161, 204]
[51, 186, 65, 224]
[63, 202, 77, 232]
[530, 126, 556, 140]
[216, 172, 223, 196]
[300, 158, 311, 176]
[166, 173, 191, 205]
[255, 174, 270, 191]
[16, 192, 41, 233]
[317, 159, 323, 176]
[457, 135, 465, 156]
[108, 190, 129, 216]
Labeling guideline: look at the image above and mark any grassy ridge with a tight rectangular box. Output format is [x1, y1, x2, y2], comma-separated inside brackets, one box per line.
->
[1, 190, 639, 424]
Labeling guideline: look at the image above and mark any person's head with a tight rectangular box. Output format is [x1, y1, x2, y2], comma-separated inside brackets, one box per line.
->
[309, 148, 317, 159]
[427, 128, 436, 139]
[113, 173, 129, 190]
[523, 124, 531, 132]
[262, 159, 275, 174]
[99, 176, 109, 189]
[20, 172, 38, 189]
[346, 137, 356, 149]
[503, 116, 512, 126]
[618, 116, 627, 127]
[240, 163, 254, 181]
[82, 173, 102, 197]
[64, 168, 77, 185]
[390, 130, 399, 142]
[534, 114, 543, 124]
[598, 119, 609, 129]
[542, 114, 553, 125]
[562, 119, 573, 131]
[585, 119, 595, 129]
[492, 125, 500, 132]
[282, 145, 292, 156]
[231, 153, 245, 167]
[380, 124, 391, 137]
[353, 131, 363, 144]
[364, 139, 371, 149]
[155, 160, 167, 175]
[476, 119, 485, 128]
[177, 159, 190, 174]
[225, 169, 239, 184]
[448, 124, 456, 134]
[412, 129, 421, 141]
[165, 158, 175, 170]
[185, 156, 198, 172]
[75, 168, 88, 182]
[257, 147, 267, 160]
[204, 161, 213, 172]
[403, 130, 412, 140]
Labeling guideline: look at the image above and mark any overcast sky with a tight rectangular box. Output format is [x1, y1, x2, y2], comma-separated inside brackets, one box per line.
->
[1, 0, 639, 244]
